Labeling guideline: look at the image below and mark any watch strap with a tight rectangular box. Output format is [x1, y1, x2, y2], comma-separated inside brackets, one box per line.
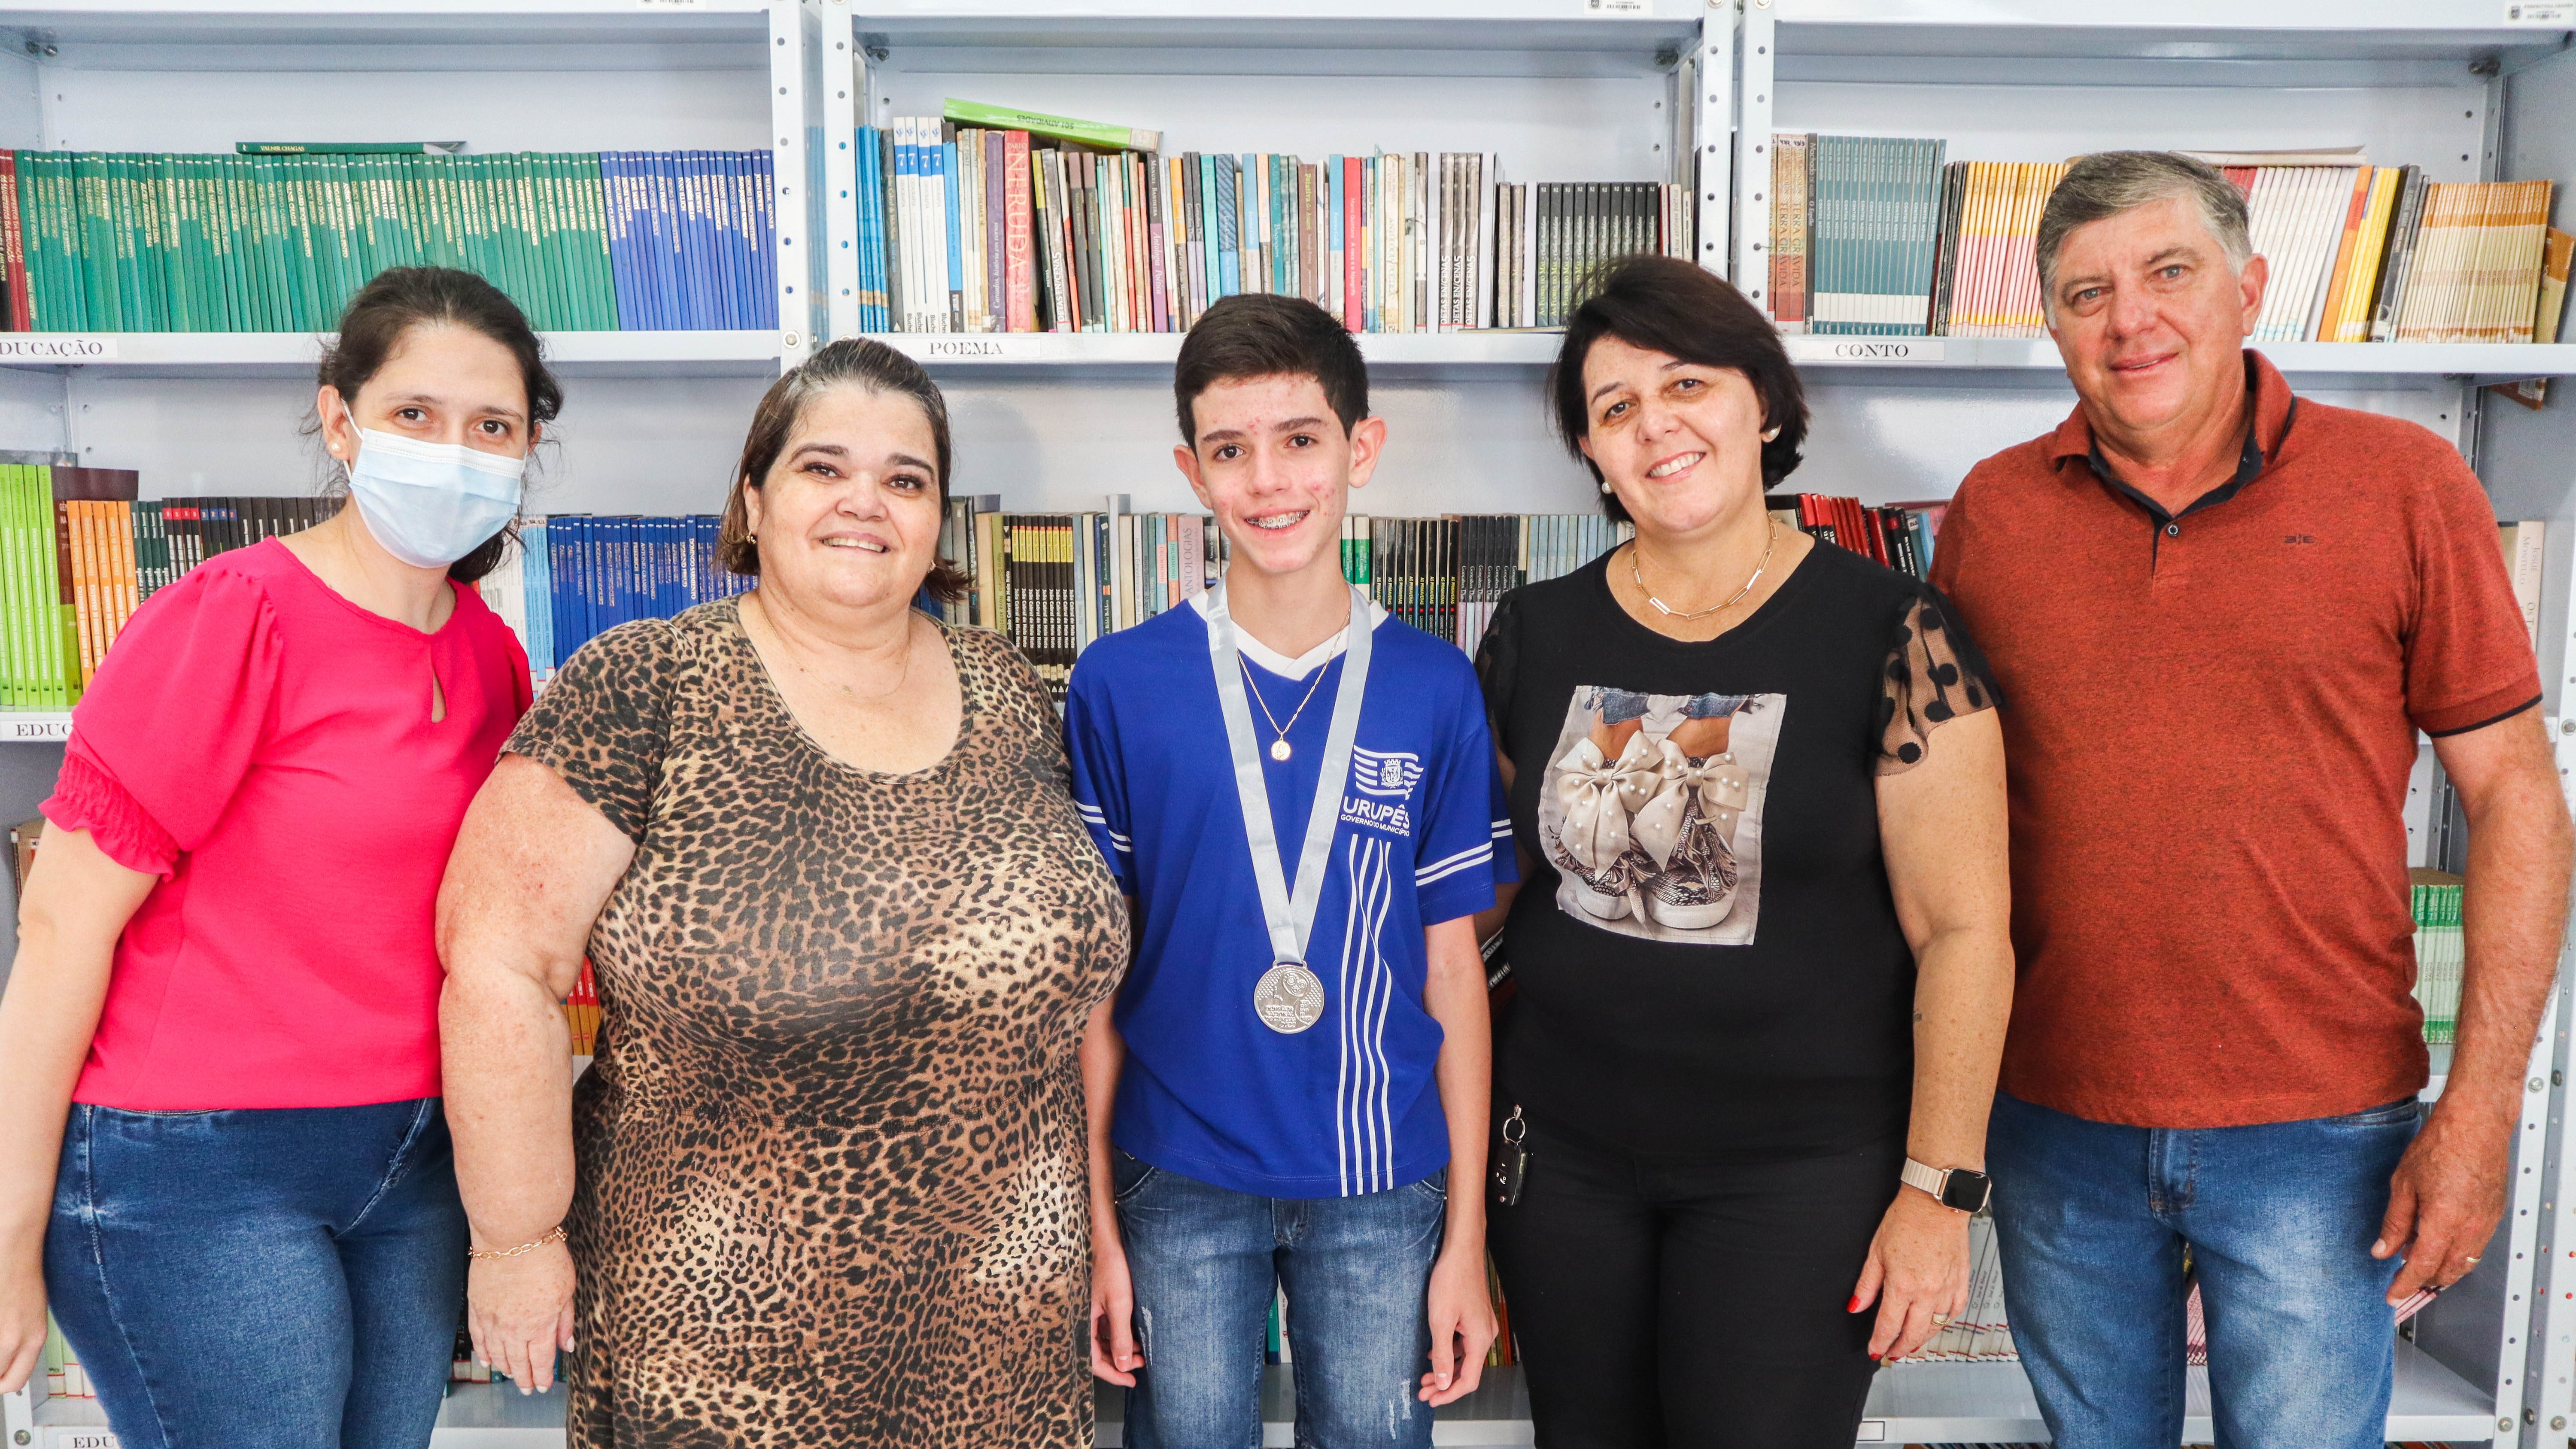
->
[1900, 1157, 1949, 1199]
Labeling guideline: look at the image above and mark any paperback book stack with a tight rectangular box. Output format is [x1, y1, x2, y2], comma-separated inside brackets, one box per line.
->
[852, 98, 1683, 335]
[0, 146, 777, 333]
[477, 514, 753, 684]
[2412, 868, 2465, 1045]
[563, 957, 601, 1057]
[1765, 134, 1950, 336]
[1768, 137, 2573, 345]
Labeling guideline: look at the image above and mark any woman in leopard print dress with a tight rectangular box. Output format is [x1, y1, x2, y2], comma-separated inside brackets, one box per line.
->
[435, 339, 1127, 1446]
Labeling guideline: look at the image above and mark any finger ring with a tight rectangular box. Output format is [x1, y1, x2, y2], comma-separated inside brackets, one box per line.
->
[1929, 1312, 1950, 1326]
[2466, 1256, 2481, 1265]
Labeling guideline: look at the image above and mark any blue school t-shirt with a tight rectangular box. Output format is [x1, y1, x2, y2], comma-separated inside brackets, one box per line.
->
[1064, 595, 1512, 1199]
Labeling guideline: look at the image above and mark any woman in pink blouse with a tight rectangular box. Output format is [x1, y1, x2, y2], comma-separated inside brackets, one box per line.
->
[0, 268, 548, 1449]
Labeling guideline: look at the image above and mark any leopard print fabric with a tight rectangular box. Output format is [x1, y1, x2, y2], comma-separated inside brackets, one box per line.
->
[505, 599, 1127, 1447]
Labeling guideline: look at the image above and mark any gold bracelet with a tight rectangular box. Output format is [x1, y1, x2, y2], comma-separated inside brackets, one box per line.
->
[467, 1225, 566, 1261]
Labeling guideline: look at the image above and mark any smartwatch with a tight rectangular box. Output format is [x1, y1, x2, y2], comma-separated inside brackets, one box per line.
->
[1901, 1157, 1993, 1213]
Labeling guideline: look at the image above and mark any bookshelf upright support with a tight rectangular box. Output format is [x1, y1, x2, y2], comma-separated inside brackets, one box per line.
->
[1728, 0, 1770, 305]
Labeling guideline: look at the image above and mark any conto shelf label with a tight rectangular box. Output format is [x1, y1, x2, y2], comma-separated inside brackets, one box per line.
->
[0, 336, 117, 361]
[1784, 337, 1947, 364]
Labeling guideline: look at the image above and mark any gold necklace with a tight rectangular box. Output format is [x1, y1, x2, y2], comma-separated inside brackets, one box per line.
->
[1631, 519, 1777, 622]
[1241, 654, 1331, 762]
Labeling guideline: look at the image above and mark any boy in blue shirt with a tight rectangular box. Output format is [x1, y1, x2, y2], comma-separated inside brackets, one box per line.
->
[1066, 293, 1510, 1448]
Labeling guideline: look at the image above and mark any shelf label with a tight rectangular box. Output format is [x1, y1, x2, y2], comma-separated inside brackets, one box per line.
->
[1855, 1423, 1887, 1443]
[637, 0, 703, 8]
[905, 336, 1044, 362]
[2506, 2, 2574, 23]
[3, 715, 69, 742]
[1583, 0, 1649, 11]
[58, 1433, 119, 1449]
[1786, 337, 1947, 364]
[0, 335, 118, 361]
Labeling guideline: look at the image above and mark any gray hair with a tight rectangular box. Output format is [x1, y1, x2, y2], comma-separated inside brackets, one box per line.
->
[2035, 151, 2253, 314]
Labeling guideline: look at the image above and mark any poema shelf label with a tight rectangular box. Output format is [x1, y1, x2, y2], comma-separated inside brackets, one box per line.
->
[2506, 2, 2573, 23]
[905, 336, 1045, 362]
[1786, 337, 1947, 364]
[0, 336, 118, 361]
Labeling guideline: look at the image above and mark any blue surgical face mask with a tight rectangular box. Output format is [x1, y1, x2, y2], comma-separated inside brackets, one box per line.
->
[344, 427, 527, 569]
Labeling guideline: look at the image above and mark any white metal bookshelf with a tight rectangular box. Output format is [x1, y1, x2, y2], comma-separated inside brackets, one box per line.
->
[0, 2, 2573, 1448]
[0, 1, 820, 1439]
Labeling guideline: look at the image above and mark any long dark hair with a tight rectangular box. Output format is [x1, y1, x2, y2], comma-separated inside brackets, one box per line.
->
[310, 267, 563, 583]
[717, 338, 968, 602]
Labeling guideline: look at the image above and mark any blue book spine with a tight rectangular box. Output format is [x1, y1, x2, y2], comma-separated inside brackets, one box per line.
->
[630, 152, 665, 333]
[620, 516, 643, 626]
[547, 516, 582, 664]
[686, 151, 714, 331]
[728, 151, 755, 332]
[1216, 157, 1240, 298]
[859, 134, 883, 331]
[522, 519, 553, 680]
[942, 139, 964, 325]
[749, 149, 778, 330]
[662, 517, 686, 615]
[653, 153, 684, 332]
[710, 152, 740, 331]
[597, 153, 637, 331]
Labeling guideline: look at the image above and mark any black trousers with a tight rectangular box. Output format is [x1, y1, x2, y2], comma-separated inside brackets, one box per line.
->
[1486, 1111, 1902, 1449]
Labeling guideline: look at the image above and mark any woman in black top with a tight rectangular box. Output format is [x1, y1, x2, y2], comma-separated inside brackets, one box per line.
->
[1474, 256, 2013, 1446]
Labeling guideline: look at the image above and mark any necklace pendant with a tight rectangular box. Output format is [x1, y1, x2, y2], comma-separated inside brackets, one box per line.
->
[1270, 738, 1293, 762]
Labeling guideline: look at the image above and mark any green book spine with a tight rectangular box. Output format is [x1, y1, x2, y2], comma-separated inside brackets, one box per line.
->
[322, 155, 354, 321]
[377, 153, 416, 271]
[941, 98, 1157, 154]
[262, 158, 301, 331]
[119, 154, 155, 331]
[332, 155, 365, 306]
[3, 465, 25, 709]
[225, 158, 269, 331]
[571, 151, 606, 331]
[529, 153, 563, 329]
[430, 155, 467, 271]
[292, 155, 326, 329]
[166, 155, 197, 332]
[454, 156, 488, 297]
[207, 156, 245, 330]
[71, 155, 114, 331]
[498, 154, 533, 319]
[34, 467, 63, 708]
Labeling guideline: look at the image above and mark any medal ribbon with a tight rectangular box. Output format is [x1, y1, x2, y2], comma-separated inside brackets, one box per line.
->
[1205, 580, 1374, 971]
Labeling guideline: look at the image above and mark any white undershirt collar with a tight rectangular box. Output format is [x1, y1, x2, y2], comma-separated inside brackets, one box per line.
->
[1190, 589, 1390, 681]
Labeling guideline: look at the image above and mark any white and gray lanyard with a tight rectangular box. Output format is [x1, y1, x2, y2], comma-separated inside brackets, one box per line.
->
[1205, 579, 1374, 1035]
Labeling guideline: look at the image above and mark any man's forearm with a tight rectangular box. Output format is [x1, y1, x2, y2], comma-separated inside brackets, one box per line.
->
[2443, 777, 2573, 1125]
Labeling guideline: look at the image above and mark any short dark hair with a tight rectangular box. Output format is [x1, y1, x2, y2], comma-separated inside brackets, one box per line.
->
[1549, 255, 1808, 522]
[717, 337, 966, 602]
[312, 266, 563, 583]
[1174, 293, 1368, 446]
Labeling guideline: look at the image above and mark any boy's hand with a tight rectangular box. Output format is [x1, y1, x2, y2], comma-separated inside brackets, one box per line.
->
[1090, 1228, 1143, 1386]
[1418, 1242, 1497, 1406]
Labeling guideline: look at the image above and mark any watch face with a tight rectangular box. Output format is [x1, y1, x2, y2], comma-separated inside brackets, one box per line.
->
[1941, 1170, 1993, 1213]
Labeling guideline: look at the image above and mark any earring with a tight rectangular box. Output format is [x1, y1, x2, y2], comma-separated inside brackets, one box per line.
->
[1600, 481, 1614, 495]
[1760, 426, 1781, 443]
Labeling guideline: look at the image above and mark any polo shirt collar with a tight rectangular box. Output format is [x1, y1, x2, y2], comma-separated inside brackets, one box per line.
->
[2050, 349, 2300, 526]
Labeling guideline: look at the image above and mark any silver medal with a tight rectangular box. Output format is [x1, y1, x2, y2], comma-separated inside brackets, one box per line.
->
[1254, 962, 1327, 1034]
[1206, 580, 1376, 1041]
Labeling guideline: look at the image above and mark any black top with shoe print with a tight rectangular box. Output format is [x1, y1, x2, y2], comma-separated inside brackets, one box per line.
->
[1475, 541, 1996, 1157]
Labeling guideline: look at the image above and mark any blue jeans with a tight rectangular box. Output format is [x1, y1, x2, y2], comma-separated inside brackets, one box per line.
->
[45, 1099, 469, 1449]
[1112, 1150, 1446, 1449]
[1987, 1091, 2420, 1449]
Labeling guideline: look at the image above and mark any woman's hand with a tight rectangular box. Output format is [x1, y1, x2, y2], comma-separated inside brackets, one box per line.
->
[1850, 1188, 1970, 1363]
[0, 1236, 44, 1394]
[1418, 1241, 1497, 1406]
[467, 1238, 576, 1394]
[1088, 1224, 1142, 1386]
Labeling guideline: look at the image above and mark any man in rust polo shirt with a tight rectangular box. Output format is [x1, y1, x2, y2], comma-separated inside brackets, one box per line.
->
[1931, 150, 2573, 1449]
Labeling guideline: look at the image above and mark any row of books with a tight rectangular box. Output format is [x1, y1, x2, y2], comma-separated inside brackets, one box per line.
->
[2413, 868, 2465, 1046]
[1766, 136, 2573, 345]
[1766, 491, 1946, 581]
[476, 515, 753, 681]
[854, 100, 1684, 336]
[932, 504, 1643, 700]
[41, 1314, 89, 1400]
[0, 149, 778, 334]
